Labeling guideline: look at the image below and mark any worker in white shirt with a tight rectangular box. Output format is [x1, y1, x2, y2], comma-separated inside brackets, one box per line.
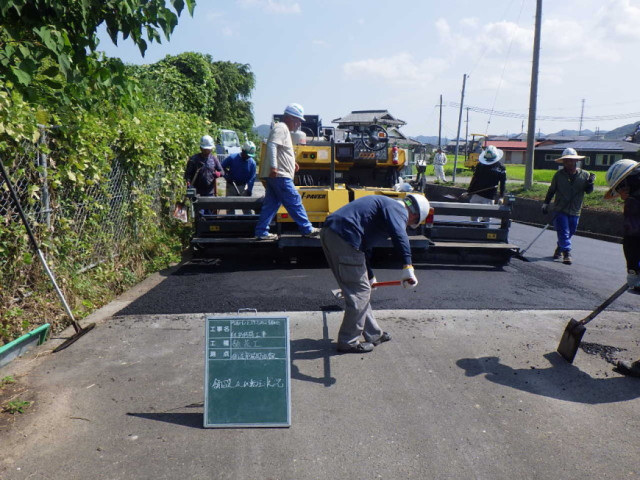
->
[433, 147, 448, 183]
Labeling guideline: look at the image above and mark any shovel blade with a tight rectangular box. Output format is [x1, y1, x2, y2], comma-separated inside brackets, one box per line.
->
[557, 318, 587, 363]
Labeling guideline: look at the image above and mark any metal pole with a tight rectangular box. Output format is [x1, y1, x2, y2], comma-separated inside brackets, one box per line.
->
[465, 107, 469, 166]
[438, 94, 443, 149]
[578, 98, 585, 136]
[453, 74, 467, 184]
[37, 125, 51, 229]
[524, 0, 542, 190]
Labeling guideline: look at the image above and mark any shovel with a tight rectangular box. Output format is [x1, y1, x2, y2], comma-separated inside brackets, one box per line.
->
[556, 283, 630, 363]
[332, 280, 401, 299]
[514, 223, 550, 261]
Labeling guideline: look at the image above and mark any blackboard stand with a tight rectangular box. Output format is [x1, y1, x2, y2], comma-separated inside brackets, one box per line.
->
[204, 316, 291, 428]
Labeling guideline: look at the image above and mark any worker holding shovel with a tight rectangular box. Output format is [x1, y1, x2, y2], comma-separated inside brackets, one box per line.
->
[602, 159, 640, 377]
[320, 194, 429, 353]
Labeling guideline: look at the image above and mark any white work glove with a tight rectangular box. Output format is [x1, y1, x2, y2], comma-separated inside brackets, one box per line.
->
[369, 276, 377, 291]
[401, 265, 418, 288]
[541, 203, 549, 215]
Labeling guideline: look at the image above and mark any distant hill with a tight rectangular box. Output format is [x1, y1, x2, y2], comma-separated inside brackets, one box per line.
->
[411, 135, 448, 145]
[547, 129, 595, 137]
[602, 121, 639, 140]
[253, 124, 271, 138]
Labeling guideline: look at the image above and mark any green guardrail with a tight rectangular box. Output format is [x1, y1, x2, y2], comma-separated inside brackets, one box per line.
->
[0, 324, 50, 369]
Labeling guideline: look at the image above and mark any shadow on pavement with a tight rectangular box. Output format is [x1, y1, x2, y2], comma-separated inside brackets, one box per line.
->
[456, 352, 640, 404]
[127, 412, 203, 429]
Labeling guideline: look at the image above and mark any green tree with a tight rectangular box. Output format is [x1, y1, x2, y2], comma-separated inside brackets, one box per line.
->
[131, 52, 255, 134]
[0, 0, 196, 103]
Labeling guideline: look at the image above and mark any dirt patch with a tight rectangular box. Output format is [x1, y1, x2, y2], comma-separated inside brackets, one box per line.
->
[0, 376, 37, 431]
[579, 341, 626, 365]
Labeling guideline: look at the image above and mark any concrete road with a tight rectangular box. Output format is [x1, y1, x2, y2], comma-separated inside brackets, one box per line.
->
[1, 302, 639, 479]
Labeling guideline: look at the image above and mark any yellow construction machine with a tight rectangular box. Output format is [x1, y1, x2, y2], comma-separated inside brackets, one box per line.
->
[464, 134, 487, 169]
[189, 117, 519, 265]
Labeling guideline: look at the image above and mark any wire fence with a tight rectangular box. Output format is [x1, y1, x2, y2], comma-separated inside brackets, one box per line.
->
[1, 126, 163, 275]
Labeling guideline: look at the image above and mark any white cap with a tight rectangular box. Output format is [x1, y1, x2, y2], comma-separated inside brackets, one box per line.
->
[200, 135, 215, 149]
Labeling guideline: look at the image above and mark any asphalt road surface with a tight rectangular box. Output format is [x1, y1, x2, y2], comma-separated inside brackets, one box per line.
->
[119, 222, 639, 316]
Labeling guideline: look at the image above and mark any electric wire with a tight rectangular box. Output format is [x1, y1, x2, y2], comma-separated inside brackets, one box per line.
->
[449, 102, 640, 122]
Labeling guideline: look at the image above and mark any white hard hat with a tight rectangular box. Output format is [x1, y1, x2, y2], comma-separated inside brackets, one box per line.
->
[478, 145, 504, 165]
[554, 147, 585, 163]
[200, 135, 215, 149]
[405, 194, 430, 228]
[284, 103, 305, 121]
[242, 141, 256, 157]
[605, 158, 640, 199]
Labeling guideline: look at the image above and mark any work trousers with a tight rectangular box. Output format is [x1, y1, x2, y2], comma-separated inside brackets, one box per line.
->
[553, 212, 580, 252]
[225, 182, 252, 214]
[434, 164, 446, 182]
[623, 236, 640, 271]
[469, 194, 494, 222]
[320, 228, 383, 347]
[255, 177, 313, 237]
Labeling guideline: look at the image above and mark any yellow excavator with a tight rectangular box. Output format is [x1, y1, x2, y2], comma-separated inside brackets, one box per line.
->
[464, 134, 487, 169]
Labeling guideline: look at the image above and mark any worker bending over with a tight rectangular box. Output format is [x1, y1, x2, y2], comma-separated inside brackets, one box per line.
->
[320, 194, 429, 353]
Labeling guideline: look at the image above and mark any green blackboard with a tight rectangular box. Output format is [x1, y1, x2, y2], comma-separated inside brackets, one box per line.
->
[204, 317, 291, 428]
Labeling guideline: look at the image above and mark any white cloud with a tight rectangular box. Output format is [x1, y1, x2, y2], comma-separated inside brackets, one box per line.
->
[343, 53, 449, 88]
[222, 27, 233, 37]
[237, 0, 301, 14]
[596, 0, 640, 40]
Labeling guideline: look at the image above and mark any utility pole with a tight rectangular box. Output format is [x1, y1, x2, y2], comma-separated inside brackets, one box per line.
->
[465, 107, 469, 165]
[524, 0, 542, 190]
[438, 94, 443, 148]
[453, 74, 467, 184]
[578, 98, 585, 136]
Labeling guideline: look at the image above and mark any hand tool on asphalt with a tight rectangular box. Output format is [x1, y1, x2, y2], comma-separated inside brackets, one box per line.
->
[513, 223, 550, 262]
[443, 186, 498, 202]
[331, 280, 402, 299]
[556, 283, 630, 363]
[0, 158, 96, 353]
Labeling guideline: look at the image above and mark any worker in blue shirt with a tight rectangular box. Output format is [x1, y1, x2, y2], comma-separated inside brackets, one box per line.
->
[222, 141, 257, 214]
[320, 194, 430, 353]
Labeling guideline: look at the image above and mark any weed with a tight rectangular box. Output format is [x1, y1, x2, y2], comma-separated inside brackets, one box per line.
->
[1, 376, 15, 386]
[3, 399, 31, 414]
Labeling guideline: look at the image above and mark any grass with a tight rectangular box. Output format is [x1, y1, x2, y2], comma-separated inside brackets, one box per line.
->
[504, 164, 609, 186]
[3, 399, 31, 414]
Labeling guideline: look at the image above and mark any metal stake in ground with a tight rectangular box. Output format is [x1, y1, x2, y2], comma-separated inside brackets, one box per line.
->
[0, 158, 95, 353]
[556, 283, 629, 363]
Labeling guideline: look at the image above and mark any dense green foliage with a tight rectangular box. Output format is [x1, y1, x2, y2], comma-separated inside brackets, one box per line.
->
[0, 1, 258, 344]
[130, 52, 255, 133]
[0, 0, 194, 106]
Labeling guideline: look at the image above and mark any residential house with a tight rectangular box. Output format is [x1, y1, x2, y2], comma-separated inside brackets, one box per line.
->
[533, 140, 640, 171]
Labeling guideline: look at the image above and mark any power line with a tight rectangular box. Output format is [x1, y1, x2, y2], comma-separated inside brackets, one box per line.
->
[448, 102, 640, 122]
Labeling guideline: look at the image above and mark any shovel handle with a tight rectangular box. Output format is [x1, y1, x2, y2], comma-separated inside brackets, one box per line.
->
[578, 283, 630, 326]
[371, 280, 402, 288]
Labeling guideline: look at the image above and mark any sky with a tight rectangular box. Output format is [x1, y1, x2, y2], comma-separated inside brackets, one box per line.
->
[96, 0, 640, 139]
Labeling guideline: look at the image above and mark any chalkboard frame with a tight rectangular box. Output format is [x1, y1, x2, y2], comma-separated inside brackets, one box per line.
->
[204, 316, 291, 428]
